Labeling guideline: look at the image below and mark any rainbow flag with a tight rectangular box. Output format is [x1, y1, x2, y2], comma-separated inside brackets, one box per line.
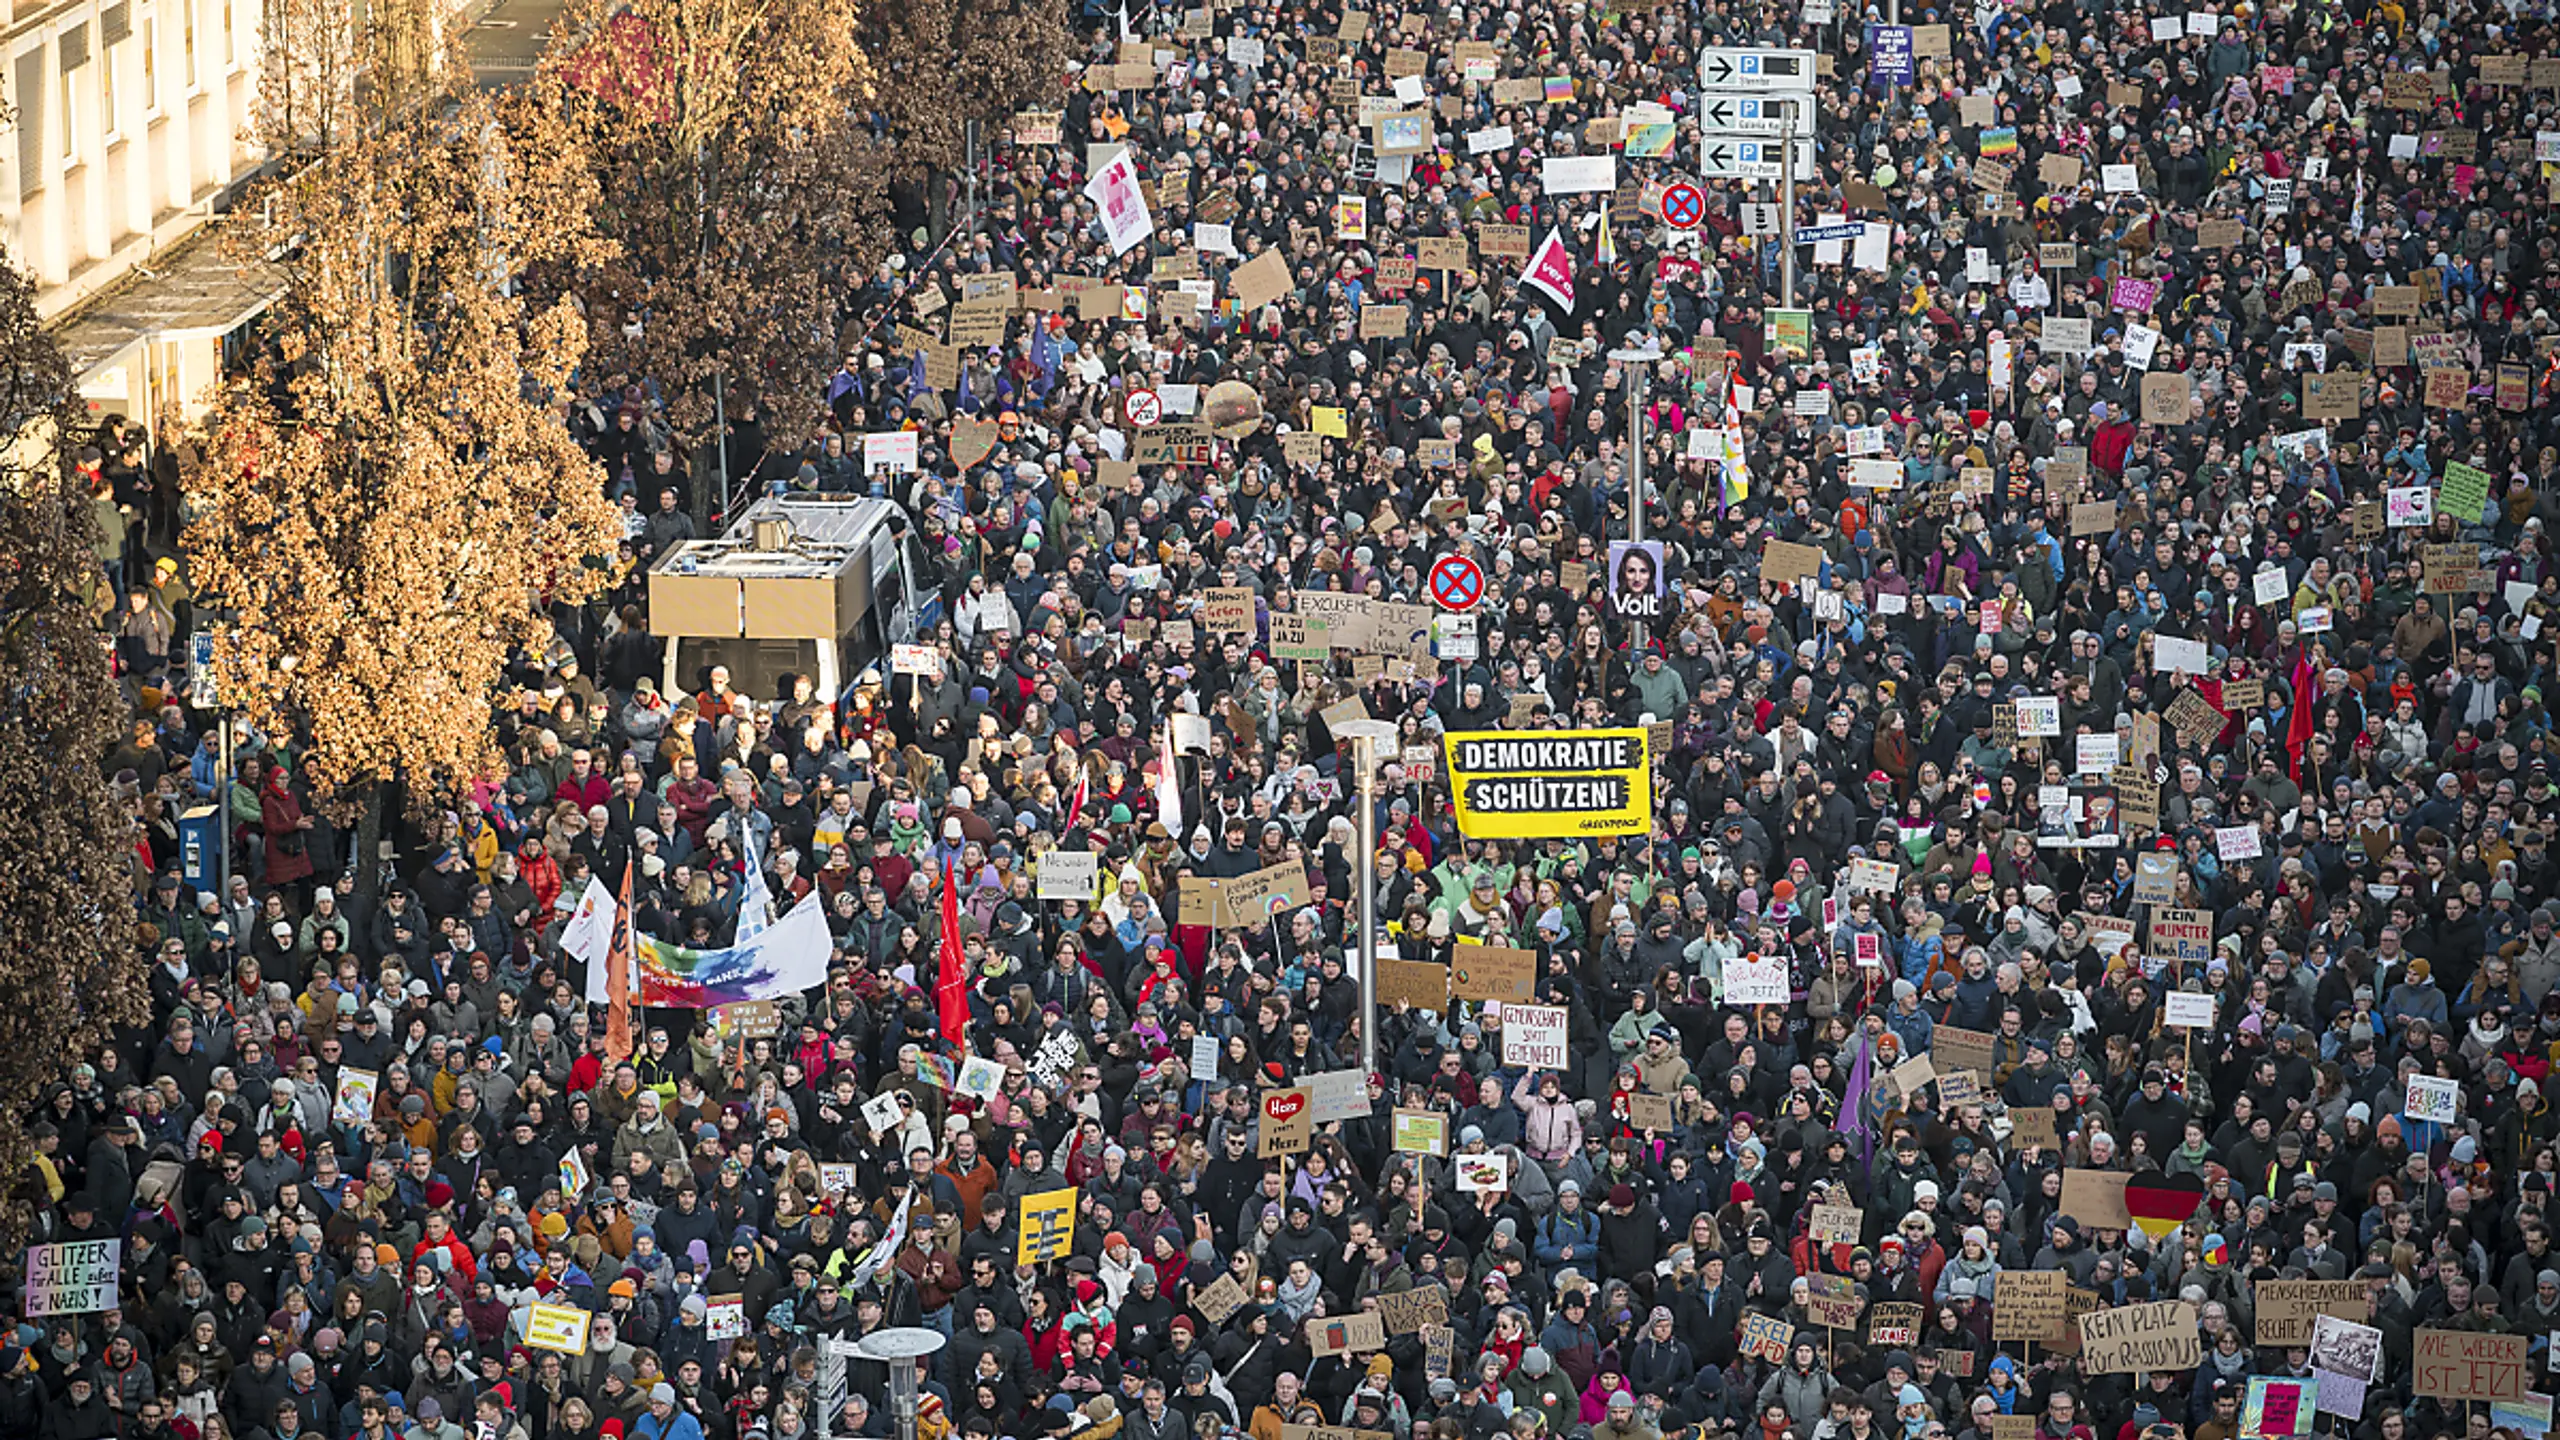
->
[635, 891, 833, 1007]
[1980, 126, 2018, 157]
[1544, 75, 1574, 102]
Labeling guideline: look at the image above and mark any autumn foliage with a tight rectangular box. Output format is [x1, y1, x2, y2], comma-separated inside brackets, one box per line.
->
[184, 60, 622, 805]
[0, 249, 150, 1240]
[520, 0, 889, 458]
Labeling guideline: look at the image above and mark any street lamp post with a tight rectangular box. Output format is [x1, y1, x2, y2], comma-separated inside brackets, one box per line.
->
[1333, 717, 1400, 1078]
[1608, 345, 1663, 651]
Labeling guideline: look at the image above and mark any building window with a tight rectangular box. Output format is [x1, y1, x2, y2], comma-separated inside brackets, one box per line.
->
[57, 66, 75, 166]
[143, 17, 157, 114]
[183, 0, 197, 90]
[222, 0, 234, 68]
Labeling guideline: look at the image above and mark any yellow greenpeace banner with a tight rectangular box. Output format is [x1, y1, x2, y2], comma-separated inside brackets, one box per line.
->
[1443, 729, 1652, 839]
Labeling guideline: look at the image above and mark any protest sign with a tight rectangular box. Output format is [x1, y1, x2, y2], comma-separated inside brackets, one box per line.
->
[2077, 1300, 2201, 1373]
[22, 1240, 118, 1315]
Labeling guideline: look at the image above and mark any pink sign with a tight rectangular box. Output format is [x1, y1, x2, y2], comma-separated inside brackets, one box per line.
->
[2110, 277, 2160, 313]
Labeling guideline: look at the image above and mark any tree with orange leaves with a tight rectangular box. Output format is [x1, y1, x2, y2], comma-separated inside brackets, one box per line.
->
[184, 26, 623, 884]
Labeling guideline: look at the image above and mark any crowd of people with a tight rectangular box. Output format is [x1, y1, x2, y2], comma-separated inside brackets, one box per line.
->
[53, 0, 2560, 1438]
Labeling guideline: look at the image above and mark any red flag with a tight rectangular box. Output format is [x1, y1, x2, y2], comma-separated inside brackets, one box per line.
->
[605, 858, 636, 1064]
[936, 863, 971, 1055]
[2286, 654, 2318, 783]
[1522, 227, 1576, 312]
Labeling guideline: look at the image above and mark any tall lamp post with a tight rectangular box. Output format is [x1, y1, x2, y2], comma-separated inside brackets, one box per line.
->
[1333, 718, 1401, 1078]
[1608, 345, 1663, 650]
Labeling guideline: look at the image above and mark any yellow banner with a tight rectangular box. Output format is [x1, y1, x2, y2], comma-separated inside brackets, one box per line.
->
[1443, 728, 1652, 839]
[1018, 1187, 1077, 1267]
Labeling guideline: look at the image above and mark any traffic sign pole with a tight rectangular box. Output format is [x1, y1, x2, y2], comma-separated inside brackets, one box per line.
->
[1780, 116, 1798, 307]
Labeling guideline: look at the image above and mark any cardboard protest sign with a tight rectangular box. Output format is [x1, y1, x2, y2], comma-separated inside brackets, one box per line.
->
[1933, 1027, 1997, 1073]
[1450, 944, 1536, 1001]
[1377, 957, 1451, 1009]
[1809, 1204, 1864, 1246]
[2256, 1281, 2370, 1346]
[1379, 1283, 1451, 1336]
[1259, 1087, 1313, 1156]
[1995, 1269, 2068, 1341]
[1304, 1312, 1387, 1357]
[1740, 1313, 1795, 1362]
[1392, 1108, 1447, 1154]
[1194, 1274, 1249, 1324]
[2077, 1300, 2200, 1373]
[2412, 1330, 2527, 1400]
[2059, 1168, 2134, 1231]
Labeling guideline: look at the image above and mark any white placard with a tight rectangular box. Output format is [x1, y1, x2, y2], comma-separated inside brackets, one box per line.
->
[1307, 1068, 1372, 1123]
[1196, 221, 1236, 255]
[1453, 1152, 1511, 1192]
[861, 1092, 907, 1138]
[1727, 953, 1790, 1005]
[2215, 825, 2262, 861]
[2102, 164, 2140, 193]
[2076, 734, 2120, 775]
[864, 431, 920, 474]
[2253, 568, 2291, 605]
[1037, 848, 1100, 900]
[1500, 1004, 1571, 1069]
[891, 642, 942, 678]
[23, 1240, 119, 1316]
[2016, 696, 2062, 736]
[2187, 11, 2219, 32]
[2404, 1074, 2460, 1124]
[1542, 154, 1618, 195]
[2123, 323, 2161, 370]
[2150, 15, 2183, 37]
[2153, 635, 2212, 674]
[2163, 991, 2217, 1029]
[1847, 856, 1899, 895]
[1468, 126, 1515, 155]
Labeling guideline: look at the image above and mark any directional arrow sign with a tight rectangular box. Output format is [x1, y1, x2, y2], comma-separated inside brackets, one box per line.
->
[1698, 135, 1817, 181]
[1697, 47, 1819, 93]
[1698, 94, 1805, 135]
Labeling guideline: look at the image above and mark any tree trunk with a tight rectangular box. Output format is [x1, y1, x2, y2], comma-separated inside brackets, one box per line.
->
[351, 779, 386, 912]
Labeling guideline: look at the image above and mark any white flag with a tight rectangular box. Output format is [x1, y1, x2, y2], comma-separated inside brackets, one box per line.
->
[735, 820, 774, 944]
[564, 878, 617, 994]
[1084, 149, 1156, 257]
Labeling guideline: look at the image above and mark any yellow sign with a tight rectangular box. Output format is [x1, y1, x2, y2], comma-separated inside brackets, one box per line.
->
[1442, 729, 1652, 839]
[1311, 406, 1348, 438]
[524, 1303, 592, 1355]
[1018, 1187, 1077, 1266]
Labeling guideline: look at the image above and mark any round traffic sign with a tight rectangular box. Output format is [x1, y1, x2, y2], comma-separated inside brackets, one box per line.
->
[1660, 182, 1706, 231]
[1428, 553, 1486, 612]
[1124, 388, 1162, 428]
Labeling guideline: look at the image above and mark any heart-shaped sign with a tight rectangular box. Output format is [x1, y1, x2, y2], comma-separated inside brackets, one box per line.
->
[1264, 1092, 1307, 1122]
[2123, 1171, 2207, 1240]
